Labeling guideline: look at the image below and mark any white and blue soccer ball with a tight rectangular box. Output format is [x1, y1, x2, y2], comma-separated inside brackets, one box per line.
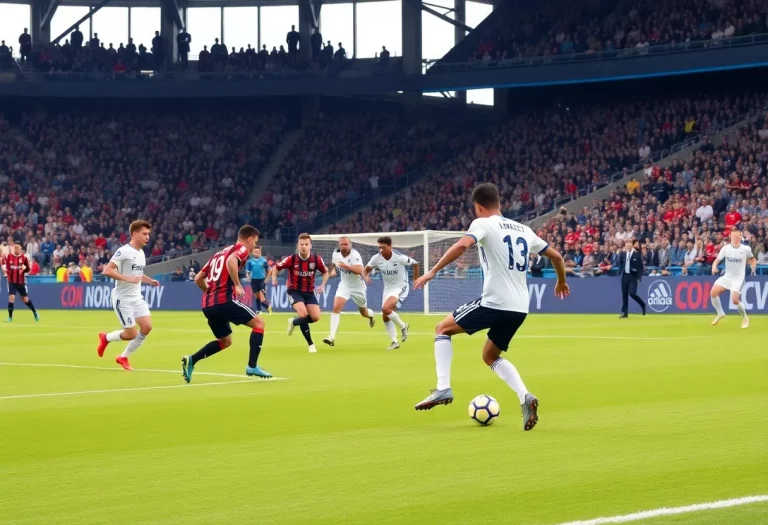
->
[468, 395, 500, 426]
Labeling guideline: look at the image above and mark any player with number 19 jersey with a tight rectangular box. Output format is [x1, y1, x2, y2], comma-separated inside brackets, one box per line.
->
[201, 243, 251, 307]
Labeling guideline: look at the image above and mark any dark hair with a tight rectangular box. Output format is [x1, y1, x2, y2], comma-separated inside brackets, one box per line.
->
[13, 242, 22, 247]
[253, 245, 261, 250]
[298, 233, 312, 241]
[471, 183, 501, 209]
[377, 236, 392, 246]
[238, 225, 260, 239]
[129, 219, 152, 235]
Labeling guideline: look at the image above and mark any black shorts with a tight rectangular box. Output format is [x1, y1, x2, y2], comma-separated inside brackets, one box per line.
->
[287, 289, 318, 306]
[8, 283, 28, 297]
[452, 298, 527, 351]
[202, 301, 258, 339]
[251, 279, 266, 293]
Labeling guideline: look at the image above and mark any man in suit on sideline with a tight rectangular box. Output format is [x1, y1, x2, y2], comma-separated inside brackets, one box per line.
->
[619, 240, 646, 318]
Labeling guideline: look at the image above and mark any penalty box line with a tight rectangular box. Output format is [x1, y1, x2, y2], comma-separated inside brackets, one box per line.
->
[550, 494, 768, 525]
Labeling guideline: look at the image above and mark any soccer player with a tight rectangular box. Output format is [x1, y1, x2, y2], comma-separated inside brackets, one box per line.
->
[245, 246, 271, 314]
[181, 225, 271, 382]
[97, 220, 160, 370]
[4, 242, 39, 322]
[710, 230, 757, 329]
[413, 183, 569, 431]
[323, 237, 375, 347]
[364, 237, 420, 350]
[270, 233, 329, 353]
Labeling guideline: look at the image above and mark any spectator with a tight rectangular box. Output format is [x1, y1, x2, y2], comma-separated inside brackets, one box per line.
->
[286, 25, 300, 63]
[310, 28, 323, 62]
[177, 28, 191, 69]
[18, 28, 32, 63]
[171, 267, 186, 282]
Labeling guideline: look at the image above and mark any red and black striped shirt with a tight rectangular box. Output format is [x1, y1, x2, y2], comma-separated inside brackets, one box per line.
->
[4, 253, 30, 285]
[276, 253, 327, 293]
[201, 243, 250, 308]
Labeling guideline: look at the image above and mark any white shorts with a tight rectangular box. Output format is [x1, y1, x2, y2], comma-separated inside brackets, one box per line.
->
[111, 290, 151, 328]
[383, 285, 409, 309]
[336, 283, 367, 308]
[714, 276, 744, 294]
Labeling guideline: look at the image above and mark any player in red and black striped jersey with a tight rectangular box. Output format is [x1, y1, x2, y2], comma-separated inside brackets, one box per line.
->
[270, 232, 330, 353]
[181, 225, 272, 383]
[4, 243, 39, 322]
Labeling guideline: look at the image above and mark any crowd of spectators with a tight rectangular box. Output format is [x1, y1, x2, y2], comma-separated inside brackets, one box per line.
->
[467, 0, 768, 64]
[0, 108, 286, 275]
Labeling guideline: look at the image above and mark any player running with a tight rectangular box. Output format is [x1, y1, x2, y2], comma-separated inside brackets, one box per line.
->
[323, 237, 375, 347]
[364, 237, 420, 350]
[710, 230, 757, 329]
[181, 225, 271, 382]
[270, 233, 330, 354]
[246, 246, 271, 314]
[97, 220, 159, 370]
[4, 242, 40, 322]
[413, 183, 569, 431]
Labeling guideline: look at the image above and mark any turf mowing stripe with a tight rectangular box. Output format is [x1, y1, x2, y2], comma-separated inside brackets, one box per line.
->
[0, 379, 267, 400]
[551, 495, 768, 525]
[0, 362, 288, 380]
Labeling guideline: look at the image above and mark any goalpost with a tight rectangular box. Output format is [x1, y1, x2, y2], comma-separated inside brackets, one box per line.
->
[311, 231, 481, 314]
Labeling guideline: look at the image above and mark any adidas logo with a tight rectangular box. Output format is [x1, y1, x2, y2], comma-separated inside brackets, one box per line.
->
[647, 280, 673, 312]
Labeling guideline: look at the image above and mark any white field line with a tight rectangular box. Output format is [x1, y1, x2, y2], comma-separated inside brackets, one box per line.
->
[0, 362, 288, 380]
[551, 495, 768, 525]
[0, 379, 264, 400]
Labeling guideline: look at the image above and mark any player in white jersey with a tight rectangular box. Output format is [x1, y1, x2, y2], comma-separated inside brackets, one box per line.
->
[96, 220, 160, 370]
[323, 237, 376, 347]
[364, 236, 420, 350]
[710, 230, 757, 329]
[413, 183, 569, 431]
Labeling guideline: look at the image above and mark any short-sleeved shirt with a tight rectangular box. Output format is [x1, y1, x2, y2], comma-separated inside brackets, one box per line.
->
[109, 243, 146, 301]
[332, 248, 366, 288]
[275, 253, 328, 293]
[717, 243, 753, 281]
[246, 256, 269, 280]
[366, 251, 417, 289]
[466, 215, 548, 313]
[201, 243, 250, 307]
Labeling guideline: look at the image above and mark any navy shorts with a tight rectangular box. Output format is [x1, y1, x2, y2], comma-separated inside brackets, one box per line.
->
[202, 301, 257, 339]
[287, 289, 318, 306]
[8, 283, 28, 297]
[251, 279, 266, 293]
[452, 298, 527, 351]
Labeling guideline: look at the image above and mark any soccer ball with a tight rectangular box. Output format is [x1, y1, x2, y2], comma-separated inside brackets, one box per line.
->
[468, 395, 500, 426]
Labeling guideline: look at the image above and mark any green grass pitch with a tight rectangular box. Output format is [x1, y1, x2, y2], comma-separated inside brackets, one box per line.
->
[1, 311, 766, 525]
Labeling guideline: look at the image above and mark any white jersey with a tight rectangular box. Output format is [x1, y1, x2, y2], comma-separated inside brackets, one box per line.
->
[332, 248, 366, 289]
[717, 243, 753, 281]
[366, 251, 417, 289]
[467, 215, 548, 313]
[109, 243, 146, 301]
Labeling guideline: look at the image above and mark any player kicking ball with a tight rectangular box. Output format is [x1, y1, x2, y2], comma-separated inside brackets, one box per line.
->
[4, 242, 40, 323]
[271, 233, 330, 353]
[181, 225, 271, 382]
[98, 220, 159, 371]
[710, 230, 757, 329]
[364, 237, 419, 350]
[413, 183, 569, 431]
[323, 237, 375, 347]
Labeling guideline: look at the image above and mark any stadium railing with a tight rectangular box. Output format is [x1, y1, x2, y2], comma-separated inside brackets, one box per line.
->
[427, 33, 768, 73]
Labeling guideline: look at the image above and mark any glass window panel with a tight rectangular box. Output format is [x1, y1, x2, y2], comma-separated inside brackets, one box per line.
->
[467, 88, 494, 105]
[320, 3, 353, 57]
[130, 7, 161, 50]
[259, 5, 298, 52]
[422, 0, 453, 61]
[187, 7, 222, 57]
[466, 1, 493, 34]
[223, 7, 258, 53]
[92, 7, 129, 48]
[356, 0, 400, 58]
[0, 3, 31, 56]
[51, 5, 90, 43]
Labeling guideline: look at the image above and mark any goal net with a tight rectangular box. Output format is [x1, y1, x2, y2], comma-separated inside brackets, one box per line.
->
[311, 231, 482, 314]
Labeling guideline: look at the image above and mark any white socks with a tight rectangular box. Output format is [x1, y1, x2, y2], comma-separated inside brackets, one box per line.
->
[365, 308, 374, 318]
[711, 295, 725, 316]
[491, 358, 528, 404]
[388, 312, 406, 329]
[121, 332, 147, 358]
[385, 321, 397, 342]
[329, 313, 341, 338]
[737, 302, 747, 319]
[106, 330, 124, 342]
[435, 335, 453, 390]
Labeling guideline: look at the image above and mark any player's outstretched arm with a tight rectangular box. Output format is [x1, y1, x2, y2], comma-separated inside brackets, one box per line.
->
[141, 274, 160, 287]
[412, 263, 420, 282]
[102, 261, 141, 284]
[541, 246, 570, 299]
[363, 265, 373, 284]
[711, 256, 721, 275]
[748, 256, 757, 276]
[414, 236, 474, 289]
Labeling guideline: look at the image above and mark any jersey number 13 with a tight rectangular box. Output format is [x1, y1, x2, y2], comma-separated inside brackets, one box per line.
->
[503, 235, 528, 272]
